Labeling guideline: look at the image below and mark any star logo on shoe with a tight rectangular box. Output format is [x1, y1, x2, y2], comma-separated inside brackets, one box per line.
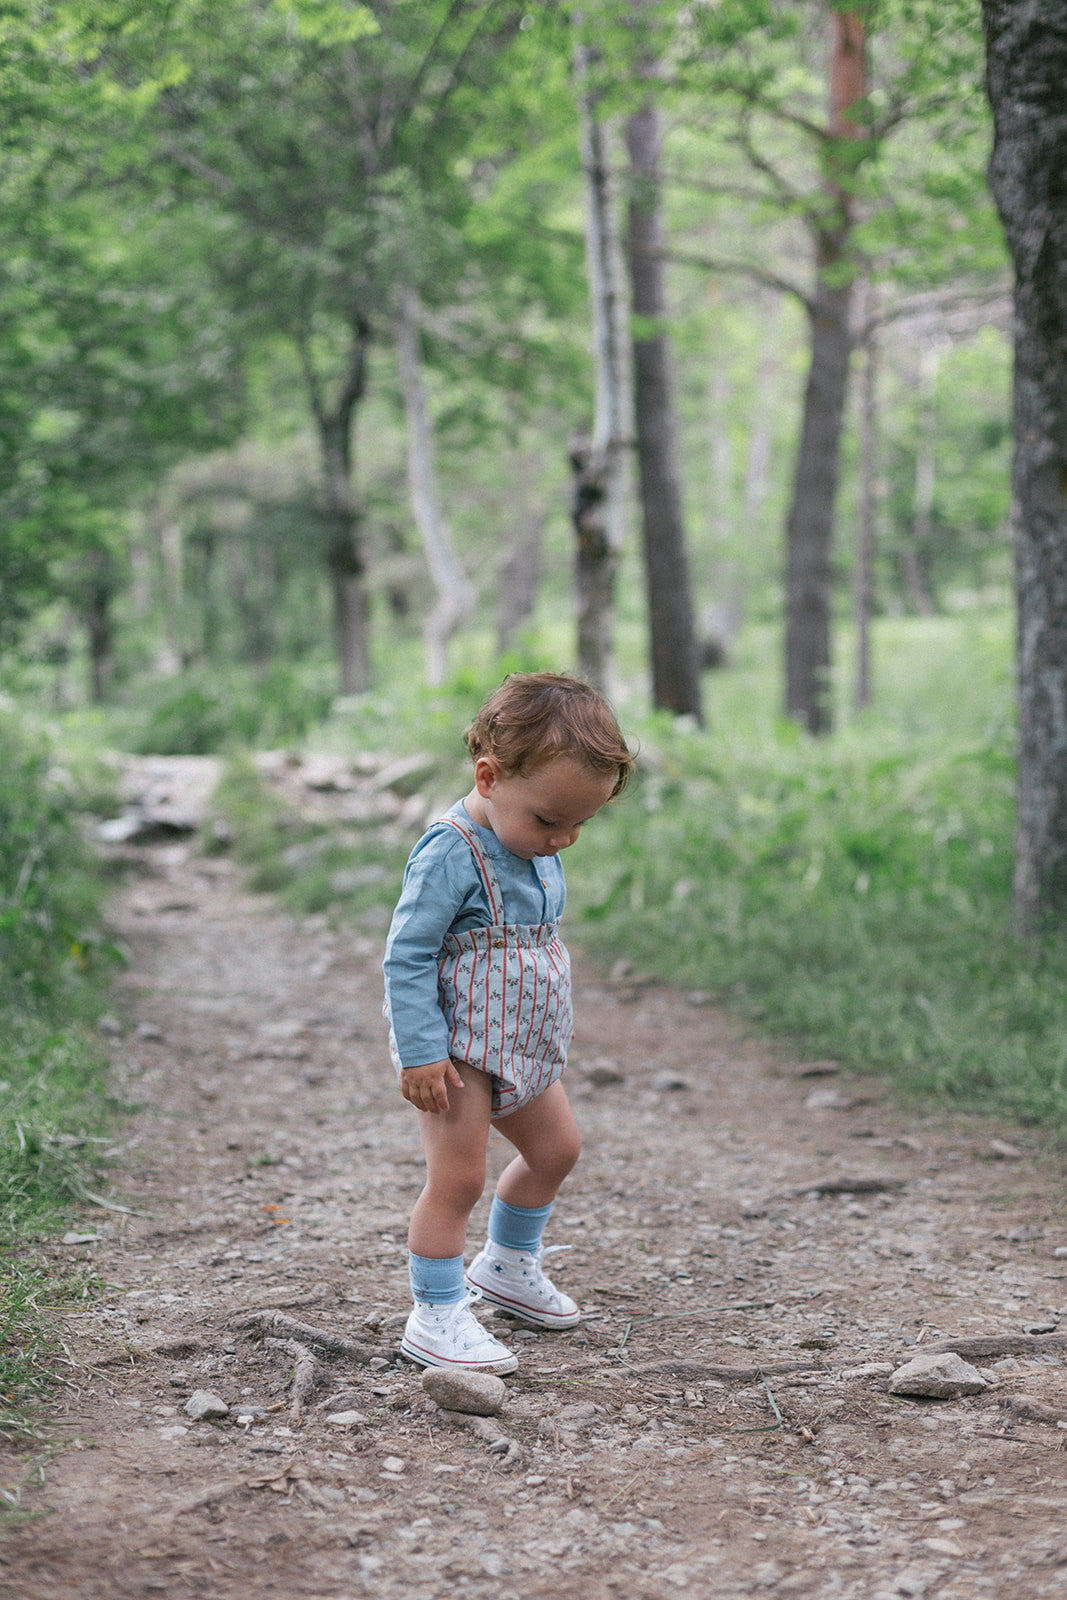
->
[491, 1262, 505, 1275]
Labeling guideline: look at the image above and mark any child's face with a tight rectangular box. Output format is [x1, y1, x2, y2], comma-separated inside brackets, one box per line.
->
[472, 754, 616, 860]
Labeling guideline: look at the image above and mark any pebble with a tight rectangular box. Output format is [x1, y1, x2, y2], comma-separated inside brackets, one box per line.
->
[888, 1353, 987, 1399]
[326, 1409, 369, 1428]
[184, 1390, 230, 1421]
[421, 1368, 506, 1416]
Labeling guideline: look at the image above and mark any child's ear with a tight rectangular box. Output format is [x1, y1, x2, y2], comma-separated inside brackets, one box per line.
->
[474, 755, 501, 796]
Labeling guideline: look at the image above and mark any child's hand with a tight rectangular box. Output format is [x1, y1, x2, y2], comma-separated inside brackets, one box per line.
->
[400, 1058, 464, 1114]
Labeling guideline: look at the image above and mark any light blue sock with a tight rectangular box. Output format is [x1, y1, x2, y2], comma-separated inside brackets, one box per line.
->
[408, 1251, 466, 1305]
[488, 1196, 553, 1253]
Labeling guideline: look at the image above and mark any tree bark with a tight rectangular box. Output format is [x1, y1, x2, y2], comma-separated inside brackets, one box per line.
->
[902, 342, 939, 616]
[573, 31, 629, 695]
[784, 7, 866, 735]
[394, 286, 474, 689]
[303, 322, 372, 697]
[155, 516, 184, 674]
[854, 282, 878, 712]
[625, 93, 704, 724]
[981, 0, 1067, 932]
[84, 547, 116, 704]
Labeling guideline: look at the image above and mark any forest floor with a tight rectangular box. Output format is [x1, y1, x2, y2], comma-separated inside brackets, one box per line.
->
[2, 756, 1067, 1600]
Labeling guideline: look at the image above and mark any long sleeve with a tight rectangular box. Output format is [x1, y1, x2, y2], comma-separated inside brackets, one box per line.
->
[382, 804, 567, 1071]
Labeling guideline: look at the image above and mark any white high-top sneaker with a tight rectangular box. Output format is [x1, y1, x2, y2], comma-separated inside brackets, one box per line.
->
[400, 1295, 518, 1373]
[466, 1239, 581, 1329]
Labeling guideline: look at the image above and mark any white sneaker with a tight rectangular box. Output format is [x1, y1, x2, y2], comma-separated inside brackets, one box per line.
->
[466, 1239, 581, 1329]
[400, 1296, 518, 1374]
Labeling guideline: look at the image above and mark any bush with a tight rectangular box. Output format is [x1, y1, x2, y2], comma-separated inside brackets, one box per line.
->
[125, 664, 334, 755]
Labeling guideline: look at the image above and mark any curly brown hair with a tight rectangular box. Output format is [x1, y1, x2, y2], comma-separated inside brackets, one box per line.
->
[465, 673, 634, 799]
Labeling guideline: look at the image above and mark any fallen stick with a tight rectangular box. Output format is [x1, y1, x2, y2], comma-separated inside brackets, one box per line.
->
[918, 1333, 1067, 1360]
[266, 1336, 321, 1423]
[999, 1394, 1067, 1427]
[616, 1359, 825, 1382]
[233, 1308, 377, 1363]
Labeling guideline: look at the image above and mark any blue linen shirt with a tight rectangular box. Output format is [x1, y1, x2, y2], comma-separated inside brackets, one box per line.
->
[383, 800, 567, 1071]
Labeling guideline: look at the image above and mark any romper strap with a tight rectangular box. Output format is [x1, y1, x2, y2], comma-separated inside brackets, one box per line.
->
[434, 817, 503, 922]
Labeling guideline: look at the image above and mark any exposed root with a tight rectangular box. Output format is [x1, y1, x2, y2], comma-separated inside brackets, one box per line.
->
[265, 1336, 322, 1423]
[233, 1308, 378, 1364]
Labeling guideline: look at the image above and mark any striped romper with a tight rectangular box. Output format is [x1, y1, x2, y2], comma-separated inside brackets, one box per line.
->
[385, 816, 573, 1117]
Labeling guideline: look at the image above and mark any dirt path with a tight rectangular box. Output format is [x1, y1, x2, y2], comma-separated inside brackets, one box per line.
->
[3, 797, 1067, 1599]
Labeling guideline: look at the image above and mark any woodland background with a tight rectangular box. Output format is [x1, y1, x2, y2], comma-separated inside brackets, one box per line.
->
[2, 0, 1067, 1436]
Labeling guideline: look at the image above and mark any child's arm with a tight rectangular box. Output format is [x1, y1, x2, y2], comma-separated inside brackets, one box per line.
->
[384, 830, 480, 1103]
[399, 1057, 465, 1115]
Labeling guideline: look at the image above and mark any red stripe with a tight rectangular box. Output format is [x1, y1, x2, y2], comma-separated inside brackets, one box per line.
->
[436, 818, 501, 921]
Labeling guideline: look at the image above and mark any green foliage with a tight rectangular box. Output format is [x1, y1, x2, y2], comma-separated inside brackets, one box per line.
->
[117, 664, 335, 755]
[566, 612, 1067, 1134]
[0, 710, 117, 1438]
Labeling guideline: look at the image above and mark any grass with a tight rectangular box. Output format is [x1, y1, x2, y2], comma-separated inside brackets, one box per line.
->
[216, 607, 1067, 1137]
[568, 610, 1067, 1129]
[0, 710, 119, 1446]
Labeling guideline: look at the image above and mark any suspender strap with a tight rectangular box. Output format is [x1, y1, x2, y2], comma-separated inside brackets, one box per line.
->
[435, 817, 503, 923]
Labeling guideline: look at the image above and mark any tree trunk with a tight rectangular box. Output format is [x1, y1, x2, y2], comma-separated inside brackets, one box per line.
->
[496, 447, 544, 656]
[155, 516, 184, 674]
[496, 520, 543, 657]
[572, 31, 629, 695]
[85, 547, 116, 704]
[902, 342, 939, 616]
[784, 7, 866, 735]
[625, 93, 704, 724]
[394, 286, 474, 689]
[304, 322, 372, 697]
[981, 0, 1067, 933]
[854, 285, 878, 712]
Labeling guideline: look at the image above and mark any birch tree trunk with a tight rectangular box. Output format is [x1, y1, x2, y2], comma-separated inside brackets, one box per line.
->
[572, 31, 629, 696]
[625, 90, 704, 724]
[394, 287, 474, 689]
[784, 8, 866, 735]
[981, 0, 1067, 933]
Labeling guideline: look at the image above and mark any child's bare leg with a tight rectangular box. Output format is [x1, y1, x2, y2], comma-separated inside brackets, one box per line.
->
[408, 1064, 493, 1259]
[465, 1082, 582, 1328]
[493, 1080, 581, 1208]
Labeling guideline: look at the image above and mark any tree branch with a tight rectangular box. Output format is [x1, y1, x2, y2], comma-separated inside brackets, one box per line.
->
[657, 244, 811, 312]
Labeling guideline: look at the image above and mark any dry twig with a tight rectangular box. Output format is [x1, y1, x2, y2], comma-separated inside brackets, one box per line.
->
[233, 1308, 376, 1363]
[265, 1336, 321, 1423]
[921, 1333, 1067, 1360]
[1000, 1394, 1067, 1427]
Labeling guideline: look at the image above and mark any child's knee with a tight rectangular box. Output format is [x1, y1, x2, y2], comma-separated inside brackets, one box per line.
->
[559, 1126, 582, 1178]
[537, 1127, 581, 1186]
[432, 1161, 486, 1215]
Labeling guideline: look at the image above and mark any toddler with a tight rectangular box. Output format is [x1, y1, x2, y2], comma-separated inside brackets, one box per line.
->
[383, 672, 633, 1372]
